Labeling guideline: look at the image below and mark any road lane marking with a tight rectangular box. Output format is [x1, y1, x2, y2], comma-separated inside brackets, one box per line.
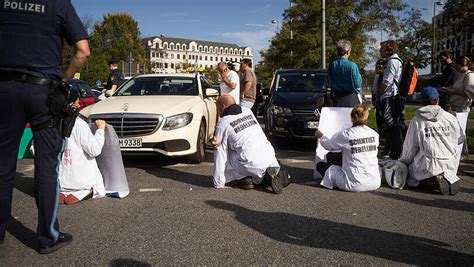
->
[139, 188, 163, 192]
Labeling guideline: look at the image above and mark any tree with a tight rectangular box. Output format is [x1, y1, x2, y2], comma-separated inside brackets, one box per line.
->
[257, 0, 406, 86]
[202, 67, 219, 85]
[396, 9, 433, 68]
[75, 13, 146, 87]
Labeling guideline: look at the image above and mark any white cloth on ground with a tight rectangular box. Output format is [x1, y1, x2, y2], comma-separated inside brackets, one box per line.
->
[399, 105, 464, 184]
[59, 117, 105, 200]
[213, 107, 279, 188]
[319, 125, 381, 192]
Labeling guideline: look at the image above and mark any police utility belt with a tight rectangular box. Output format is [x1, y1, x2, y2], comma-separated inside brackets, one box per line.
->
[0, 71, 79, 138]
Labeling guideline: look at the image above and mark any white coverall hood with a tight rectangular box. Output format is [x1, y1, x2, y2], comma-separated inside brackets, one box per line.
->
[415, 105, 442, 122]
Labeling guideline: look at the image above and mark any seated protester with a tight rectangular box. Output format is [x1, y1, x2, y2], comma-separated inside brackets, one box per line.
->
[212, 95, 284, 193]
[315, 105, 381, 192]
[59, 91, 107, 204]
[399, 87, 464, 195]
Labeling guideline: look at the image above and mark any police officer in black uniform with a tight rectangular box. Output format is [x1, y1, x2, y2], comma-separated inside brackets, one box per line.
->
[0, 0, 89, 254]
[104, 59, 125, 97]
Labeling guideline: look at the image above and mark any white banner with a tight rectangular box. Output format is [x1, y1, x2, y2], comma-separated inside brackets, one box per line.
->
[313, 107, 353, 178]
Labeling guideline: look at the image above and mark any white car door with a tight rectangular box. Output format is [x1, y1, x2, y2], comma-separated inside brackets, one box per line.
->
[199, 76, 218, 139]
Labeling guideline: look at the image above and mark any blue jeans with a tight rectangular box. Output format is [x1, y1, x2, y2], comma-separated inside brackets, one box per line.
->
[240, 100, 254, 109]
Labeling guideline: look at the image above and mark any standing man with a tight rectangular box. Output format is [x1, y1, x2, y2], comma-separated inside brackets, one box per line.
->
[328, 40, 362, 107]
[239, 58, 257, 109]
[430, 51, 460, 111]
[0, 0, 89, 253]
[377, 40, 404, 159]
[217, 62, 240, 104]
[104, 59, 125, 97]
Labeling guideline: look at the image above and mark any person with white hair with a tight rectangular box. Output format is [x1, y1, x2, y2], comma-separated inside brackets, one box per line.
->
[327, 39, 363, 107]
[217, 61, 240, 104]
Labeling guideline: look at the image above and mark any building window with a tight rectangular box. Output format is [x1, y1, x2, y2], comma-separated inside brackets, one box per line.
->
[246, 51, 250, 56]
[183, 44, 187, 50]
[171, 54, 174, 59]
[192, 46, 195, 51]
[177, 44, 181, 50]
[204, 46, 208, 52]
[183, 54, 186, 60]
[164, 43, 168, 49]
[199, 55, 202, 60]
[205, 56, 208, 60]
[170, 43, 175, 50]
[224, 48, 228, 54]
[171, 63, 175, 69]
[165, 63, 168, 68]
[177, 54, 180, 59]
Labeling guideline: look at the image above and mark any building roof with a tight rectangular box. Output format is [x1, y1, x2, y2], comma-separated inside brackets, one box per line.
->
[143, 36, 249, 50]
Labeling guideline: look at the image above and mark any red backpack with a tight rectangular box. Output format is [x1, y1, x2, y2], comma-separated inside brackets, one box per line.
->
[393, 58, 418, 97]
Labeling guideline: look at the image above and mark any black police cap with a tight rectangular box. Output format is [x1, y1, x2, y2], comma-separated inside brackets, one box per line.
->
[108, 59, 119, 65]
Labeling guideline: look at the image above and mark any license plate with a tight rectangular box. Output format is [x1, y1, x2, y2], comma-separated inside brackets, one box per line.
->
[119, 138, 142, 148]
[305, 121, 319, 129]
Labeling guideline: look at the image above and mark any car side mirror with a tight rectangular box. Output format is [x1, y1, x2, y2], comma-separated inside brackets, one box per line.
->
[205, 88, 220, 97]
[262, 88, 269, 95]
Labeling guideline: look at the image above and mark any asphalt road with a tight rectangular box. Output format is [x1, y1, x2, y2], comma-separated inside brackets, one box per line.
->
[1, 139, 474, 265]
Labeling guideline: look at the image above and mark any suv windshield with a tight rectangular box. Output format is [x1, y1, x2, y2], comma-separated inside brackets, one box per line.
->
[116, 76, 198, 96]
[274, 72, 327, 93]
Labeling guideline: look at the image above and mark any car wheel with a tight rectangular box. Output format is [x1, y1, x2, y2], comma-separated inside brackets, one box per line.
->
[188, 121, 206, 163]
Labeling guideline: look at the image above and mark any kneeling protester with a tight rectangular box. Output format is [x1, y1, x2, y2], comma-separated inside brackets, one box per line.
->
[213, 95, 288, 193]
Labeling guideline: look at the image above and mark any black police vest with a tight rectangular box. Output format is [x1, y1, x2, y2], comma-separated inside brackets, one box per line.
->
[0, 0, 62, 69]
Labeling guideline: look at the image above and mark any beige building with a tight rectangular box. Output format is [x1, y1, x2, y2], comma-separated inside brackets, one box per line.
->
[143, 36, 253, 73]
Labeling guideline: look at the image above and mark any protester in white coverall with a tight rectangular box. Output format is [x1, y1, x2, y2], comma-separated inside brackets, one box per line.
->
[315, 105, 381, 192]
[59, 91, 107, 204]
[212, 95, 283, 193]
[400, 87, 464, 195]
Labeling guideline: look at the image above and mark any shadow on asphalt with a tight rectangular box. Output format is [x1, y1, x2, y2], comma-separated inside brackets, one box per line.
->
[206, 200, 474, 265]
[371, 191, 474, 212]
[144, 166, 214, 188]
[110, 258, 152, 267]
[13, 172, 34, 198]
[6, 216, 37, 251]
[122, 149, 214, 168]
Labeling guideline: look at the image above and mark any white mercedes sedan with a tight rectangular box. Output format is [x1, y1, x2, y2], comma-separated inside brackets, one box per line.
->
[80, 73, 219, 163]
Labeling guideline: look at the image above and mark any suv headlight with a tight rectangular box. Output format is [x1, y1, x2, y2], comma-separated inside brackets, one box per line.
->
[163, 113, 193, 130]
[270, 105, 293, 116]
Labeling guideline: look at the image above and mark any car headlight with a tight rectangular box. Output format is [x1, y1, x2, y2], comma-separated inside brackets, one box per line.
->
[270, 105, 293, 116]
[162, 113, 193, 130]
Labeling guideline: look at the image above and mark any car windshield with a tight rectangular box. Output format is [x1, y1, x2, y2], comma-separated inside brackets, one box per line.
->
[116, 76, 198, 96]
[274, 72, 327, 93]
[69, 81, 93, 98]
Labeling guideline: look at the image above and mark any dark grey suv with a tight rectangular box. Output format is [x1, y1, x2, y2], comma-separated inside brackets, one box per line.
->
[263, 69, 331, 139]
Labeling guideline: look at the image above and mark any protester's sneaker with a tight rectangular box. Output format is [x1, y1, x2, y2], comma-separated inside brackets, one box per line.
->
[270, 175, 283, 194]
[37, 232, 72, 254]
[236, 177, 254, 190]
[430, 174, 450, 195]
[449, 180, 460, 196]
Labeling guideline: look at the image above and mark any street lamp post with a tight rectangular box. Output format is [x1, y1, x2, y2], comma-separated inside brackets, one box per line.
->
[127, 52, 134, 77]
[433, 1, 444, 73]
[321, 0, 326, 69]
[271, 19, 280, 33]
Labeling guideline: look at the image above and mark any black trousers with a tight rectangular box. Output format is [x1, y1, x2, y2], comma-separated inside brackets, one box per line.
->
[316, 152, 343, 177]
[0, 81, 63, 247]
[379, 96, 406, 159]
[331, 92, 361, 107]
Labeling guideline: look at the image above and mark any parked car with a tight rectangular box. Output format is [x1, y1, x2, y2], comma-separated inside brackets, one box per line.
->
[80, 73, 219, 163]
[68, 79, 99, 109]
[263, 69, 330, 139]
